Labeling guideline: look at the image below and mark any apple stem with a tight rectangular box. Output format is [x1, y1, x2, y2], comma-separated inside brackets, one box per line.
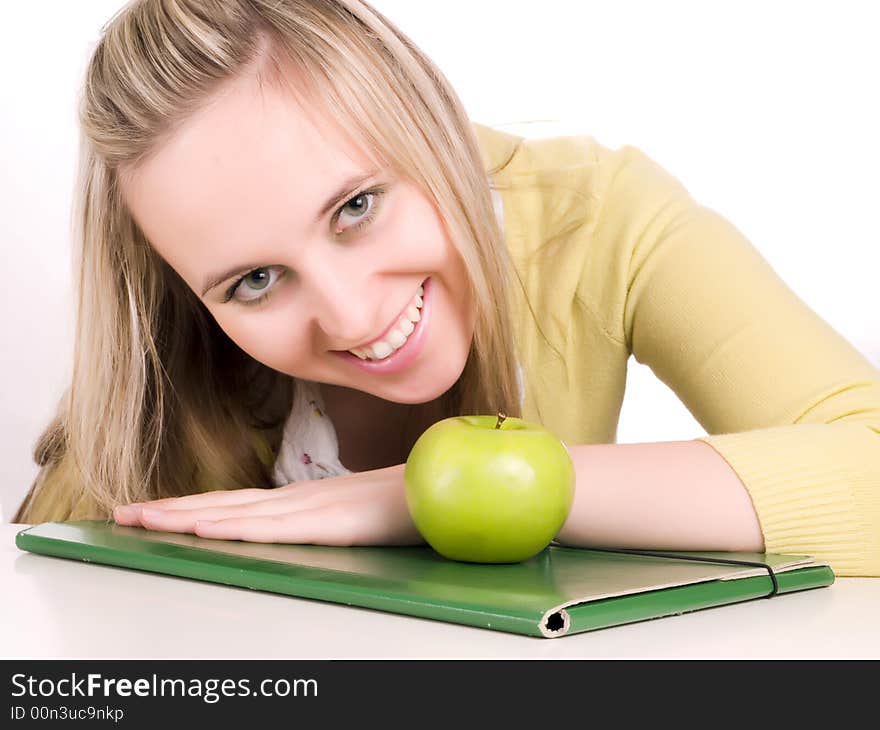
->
[495, 411, 507, 430]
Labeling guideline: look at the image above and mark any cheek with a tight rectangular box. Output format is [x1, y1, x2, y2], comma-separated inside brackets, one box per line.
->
[387, 194, 450, 263]
[214, 311, 312, 372]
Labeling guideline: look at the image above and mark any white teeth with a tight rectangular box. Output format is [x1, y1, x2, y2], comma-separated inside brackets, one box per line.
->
[347, 281, 427, 360]
[370, 341, 394, 359]
[386, 328, 408, 349]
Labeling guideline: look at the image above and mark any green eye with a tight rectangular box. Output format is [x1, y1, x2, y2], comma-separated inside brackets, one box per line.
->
[344, 195, 369, 215]
[224, 266, 283, 306]
[335, 186, 387, 233]
[223, 184, 388, 308]
[244, 269, 271, 291]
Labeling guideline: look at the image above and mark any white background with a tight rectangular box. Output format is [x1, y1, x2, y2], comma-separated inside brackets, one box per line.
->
[1, 0, 877, 521]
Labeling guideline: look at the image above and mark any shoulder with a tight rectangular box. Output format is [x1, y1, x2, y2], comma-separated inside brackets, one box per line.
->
[474, 122, 695, 255]
[473, 123, 696, 342]
[473, 120, 688, 202]
[472, 122, 523, 176]
[473, 121, 601, 182]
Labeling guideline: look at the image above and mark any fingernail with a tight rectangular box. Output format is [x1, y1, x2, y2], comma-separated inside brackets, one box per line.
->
[141, 507, 165, 519]
[114, 505, 141, 518]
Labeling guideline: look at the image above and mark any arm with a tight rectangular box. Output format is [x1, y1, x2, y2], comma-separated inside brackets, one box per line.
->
[556, 439, 764, 552]
[575, 141, 880, 575]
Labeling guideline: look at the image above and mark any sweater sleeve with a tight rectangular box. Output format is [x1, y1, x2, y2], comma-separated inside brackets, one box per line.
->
[595, 143, 880, 576]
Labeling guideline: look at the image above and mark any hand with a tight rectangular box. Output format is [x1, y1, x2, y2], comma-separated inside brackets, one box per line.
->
[111, 463, 426, 547]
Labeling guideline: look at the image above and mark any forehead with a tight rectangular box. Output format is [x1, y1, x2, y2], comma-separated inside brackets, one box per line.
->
[119, 70, 374, 265]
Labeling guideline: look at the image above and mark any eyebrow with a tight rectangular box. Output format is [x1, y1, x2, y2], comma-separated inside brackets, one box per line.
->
[199, 169, 380, 297]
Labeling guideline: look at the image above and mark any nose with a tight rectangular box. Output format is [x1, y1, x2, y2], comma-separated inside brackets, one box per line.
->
[298, 253, 377, 349]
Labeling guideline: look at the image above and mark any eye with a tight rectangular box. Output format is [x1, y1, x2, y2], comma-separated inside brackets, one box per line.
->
[224, 185, 387, 307]
[334, 187, 386, 235]
[224, 266, 283, 306]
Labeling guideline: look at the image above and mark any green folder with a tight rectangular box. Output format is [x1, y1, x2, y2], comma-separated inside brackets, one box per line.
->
[16, 521, 834, 639]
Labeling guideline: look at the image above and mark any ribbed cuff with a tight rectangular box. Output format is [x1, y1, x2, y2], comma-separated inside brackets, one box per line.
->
[697, 422, 880, 576]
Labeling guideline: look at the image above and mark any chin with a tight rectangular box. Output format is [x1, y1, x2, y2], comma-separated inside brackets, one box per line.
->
[377, 379, 457, 406]
[377, 355, 467, 405]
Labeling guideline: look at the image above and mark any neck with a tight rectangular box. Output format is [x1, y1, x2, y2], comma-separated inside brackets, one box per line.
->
[317, 383, 454, 470]
[318, 383, 411, 423]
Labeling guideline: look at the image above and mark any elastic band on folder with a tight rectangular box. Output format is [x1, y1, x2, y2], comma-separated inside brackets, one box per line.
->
[583, 548, 780, 598]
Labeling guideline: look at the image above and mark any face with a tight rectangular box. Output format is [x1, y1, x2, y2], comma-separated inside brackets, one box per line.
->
[120, 70, 476, 405]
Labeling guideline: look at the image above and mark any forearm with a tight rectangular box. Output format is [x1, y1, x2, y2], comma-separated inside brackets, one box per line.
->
[556, 439, 765, 552]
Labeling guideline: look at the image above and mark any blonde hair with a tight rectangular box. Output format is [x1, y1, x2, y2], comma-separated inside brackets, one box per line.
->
[14, 0, 524, 523]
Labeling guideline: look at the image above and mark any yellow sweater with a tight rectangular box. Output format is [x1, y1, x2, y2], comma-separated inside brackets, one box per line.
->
[473, 122, 880, 577]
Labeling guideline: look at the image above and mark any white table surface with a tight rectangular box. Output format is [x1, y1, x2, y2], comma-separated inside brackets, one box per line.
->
[3, 523, 878, 659]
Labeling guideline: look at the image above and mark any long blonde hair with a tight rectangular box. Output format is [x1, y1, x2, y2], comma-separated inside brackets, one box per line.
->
[14, 0, 524, 523]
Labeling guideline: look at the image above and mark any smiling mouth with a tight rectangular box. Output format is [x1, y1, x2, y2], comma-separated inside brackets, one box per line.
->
[341, 278, 428, 359]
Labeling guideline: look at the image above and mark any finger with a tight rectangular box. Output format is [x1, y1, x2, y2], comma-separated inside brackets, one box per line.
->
[125, 486, 286, 511]
[193, 506, 339, 544]
[113, 485, 309, 525]
[137, 489, 345, 533]
[120, 471, 362, 513]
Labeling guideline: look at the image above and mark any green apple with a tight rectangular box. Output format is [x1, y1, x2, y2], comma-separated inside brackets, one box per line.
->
[404, 413, 575, 564]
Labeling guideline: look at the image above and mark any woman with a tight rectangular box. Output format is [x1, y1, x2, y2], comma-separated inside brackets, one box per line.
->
[14, 0, 880, 576]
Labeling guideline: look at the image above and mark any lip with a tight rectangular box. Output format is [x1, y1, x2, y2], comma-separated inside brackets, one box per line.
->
[353, 280, 425, 351]
[333, 277, 432, 375]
